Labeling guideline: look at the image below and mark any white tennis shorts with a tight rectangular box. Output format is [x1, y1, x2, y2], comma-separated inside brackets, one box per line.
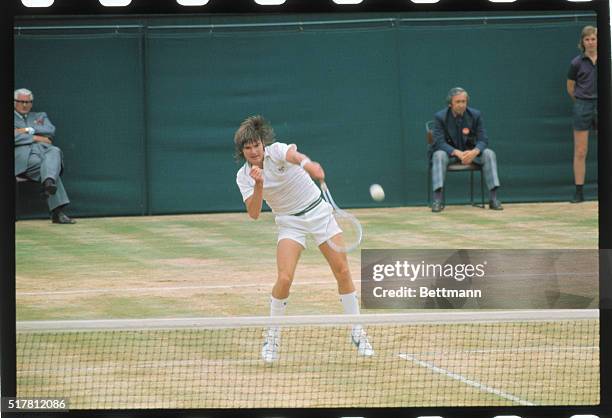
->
[275, 201, 341, 249]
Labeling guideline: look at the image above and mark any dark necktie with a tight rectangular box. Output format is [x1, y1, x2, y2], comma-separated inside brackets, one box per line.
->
[455, 116, 465, 148]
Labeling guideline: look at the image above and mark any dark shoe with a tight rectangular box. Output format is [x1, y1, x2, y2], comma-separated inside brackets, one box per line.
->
[43, 178, 57, 196]
[489, 199, 503, 210]
[431, 200, 444, 213]
[570, 190, 584, 203]
[51, 210, 76, 224]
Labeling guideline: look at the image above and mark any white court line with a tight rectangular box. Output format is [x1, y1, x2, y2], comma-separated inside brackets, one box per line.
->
[17, 281, 334, 296]
[398, 353, 536, 406]
[17, 358, 255, 375]
[17, 270, 597, 297]
[422, 346, 599, 355]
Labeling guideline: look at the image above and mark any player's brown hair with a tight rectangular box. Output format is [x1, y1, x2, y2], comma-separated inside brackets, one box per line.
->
[233, 115, 276, 162]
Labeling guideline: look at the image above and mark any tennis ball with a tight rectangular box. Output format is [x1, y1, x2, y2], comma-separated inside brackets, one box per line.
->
[369, 184, 385, 202]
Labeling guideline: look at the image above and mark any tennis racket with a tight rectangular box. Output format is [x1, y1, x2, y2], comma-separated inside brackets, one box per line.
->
[320, 182, 363, 253]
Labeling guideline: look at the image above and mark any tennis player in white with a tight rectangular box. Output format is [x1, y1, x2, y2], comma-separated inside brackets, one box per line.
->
[234, 115, 373, 363]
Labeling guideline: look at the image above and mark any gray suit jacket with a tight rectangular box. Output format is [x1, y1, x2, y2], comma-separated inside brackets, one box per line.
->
[14, 110, 58, 175]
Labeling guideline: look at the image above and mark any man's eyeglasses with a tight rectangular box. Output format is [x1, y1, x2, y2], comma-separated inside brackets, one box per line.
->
[15, 100, 33, 104]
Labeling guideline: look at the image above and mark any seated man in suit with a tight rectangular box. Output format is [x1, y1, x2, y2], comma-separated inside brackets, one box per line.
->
[14, 88, 75, 224]
[430, 87, 503, 213]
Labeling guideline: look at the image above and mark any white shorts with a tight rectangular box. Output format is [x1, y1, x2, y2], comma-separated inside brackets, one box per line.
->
[275, 201, 341, 249]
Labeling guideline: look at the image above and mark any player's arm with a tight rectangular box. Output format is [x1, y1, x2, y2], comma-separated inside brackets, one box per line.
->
[285, 144, 325, 181]
[244, 166, 264, 220]
[566, 79, 576, 100]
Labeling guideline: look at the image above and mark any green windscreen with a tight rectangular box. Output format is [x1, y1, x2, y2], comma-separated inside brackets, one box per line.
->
[14, 12, 597, 218]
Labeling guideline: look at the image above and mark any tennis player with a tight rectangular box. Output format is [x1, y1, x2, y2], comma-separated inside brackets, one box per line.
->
[234, 115, 373, 363]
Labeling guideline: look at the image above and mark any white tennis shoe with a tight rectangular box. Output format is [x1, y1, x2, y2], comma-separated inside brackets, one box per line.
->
[351, 329, 374, 357]
[261, 328, 280, 363]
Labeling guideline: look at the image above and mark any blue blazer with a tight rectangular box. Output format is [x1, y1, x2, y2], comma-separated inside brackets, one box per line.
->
[431, 106, 489, 156]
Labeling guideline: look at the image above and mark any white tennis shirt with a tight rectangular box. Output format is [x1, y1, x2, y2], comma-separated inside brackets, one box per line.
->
[236, 142, 321, 216]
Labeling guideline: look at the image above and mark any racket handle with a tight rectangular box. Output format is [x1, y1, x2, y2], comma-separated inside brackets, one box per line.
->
[320, 181, 328, 192]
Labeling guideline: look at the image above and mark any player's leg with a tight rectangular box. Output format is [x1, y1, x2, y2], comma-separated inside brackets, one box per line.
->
[262, 236, 304, 363]
[319, 242, 374, 356]
[318, 241, 353, 293]
[309, 202, 353, 294]
[271, 217, 308, 311]
[572, 130, 589, 203]
[273, 238, 303, 299]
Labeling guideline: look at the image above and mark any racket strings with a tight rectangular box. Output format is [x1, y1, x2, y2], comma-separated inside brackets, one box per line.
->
[321, 183, 363, 253]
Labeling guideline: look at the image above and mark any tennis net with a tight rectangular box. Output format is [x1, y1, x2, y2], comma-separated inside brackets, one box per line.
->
[16, 309, 599, 409]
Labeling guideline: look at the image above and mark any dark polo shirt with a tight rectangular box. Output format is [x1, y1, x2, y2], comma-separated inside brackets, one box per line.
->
[567, 54, 597, 99]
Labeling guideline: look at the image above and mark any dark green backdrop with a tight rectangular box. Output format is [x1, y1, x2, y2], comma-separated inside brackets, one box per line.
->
[14, 12, 597, 218]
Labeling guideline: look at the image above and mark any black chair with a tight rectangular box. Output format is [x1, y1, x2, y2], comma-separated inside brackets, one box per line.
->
[15, 175, 31, 201]
[15, 175, 48, 220]
[426, 120, 485, 208]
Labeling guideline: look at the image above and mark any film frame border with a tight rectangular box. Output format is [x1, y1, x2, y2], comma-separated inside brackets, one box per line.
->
[1, 1, 610, 418]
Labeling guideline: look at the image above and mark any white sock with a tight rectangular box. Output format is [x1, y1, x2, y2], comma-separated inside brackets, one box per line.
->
[340, 291, 360, 314]
[268, 296, 288, 337]
[340, 291, 363, 336]
[270, 296, 288, 316]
